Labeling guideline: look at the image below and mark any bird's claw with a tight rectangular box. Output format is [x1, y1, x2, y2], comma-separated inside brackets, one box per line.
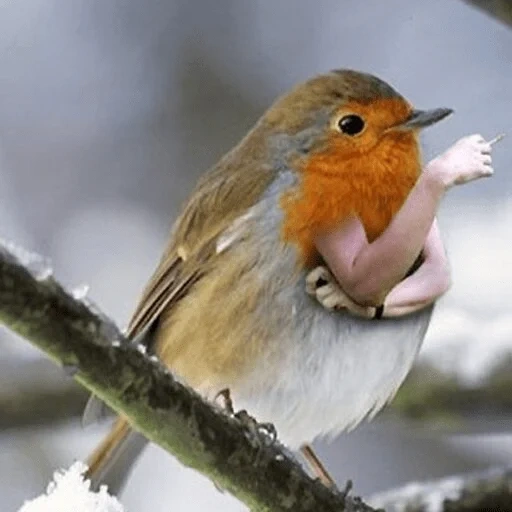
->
[215, 389, 278, 448]
[235, 409, 278, 446]
[341, 479, 353, 498]
[214, 387, 235, 415]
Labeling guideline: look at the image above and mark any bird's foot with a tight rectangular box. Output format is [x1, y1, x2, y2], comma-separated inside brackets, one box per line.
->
[215, 387, 235, 415]
[234, 409, 278, 446]
[211, 410, 277, 493]
[215, 388, 277, 451]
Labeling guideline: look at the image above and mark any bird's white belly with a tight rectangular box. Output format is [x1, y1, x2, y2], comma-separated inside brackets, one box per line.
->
[234, 285, 433, 449]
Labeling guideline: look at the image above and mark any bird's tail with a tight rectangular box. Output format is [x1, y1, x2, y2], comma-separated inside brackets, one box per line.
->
[86, 417, 149, 494]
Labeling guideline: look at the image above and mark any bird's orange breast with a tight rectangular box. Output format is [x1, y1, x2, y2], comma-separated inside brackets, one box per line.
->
[280, 131, 421, 266]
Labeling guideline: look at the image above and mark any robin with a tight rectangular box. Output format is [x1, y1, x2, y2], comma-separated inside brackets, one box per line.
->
[85, 69, 495, 490]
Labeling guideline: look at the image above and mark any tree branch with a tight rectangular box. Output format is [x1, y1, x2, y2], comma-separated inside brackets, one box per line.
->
[5, 239, 512, 511]
[0, 239, 375, 512]
[463, 0, 512, 27]
[371, 466, 512, 512]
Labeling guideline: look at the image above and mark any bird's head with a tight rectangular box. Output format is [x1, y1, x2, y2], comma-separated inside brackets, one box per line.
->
[266, 70, 452, 263]
[262, 69, 452, 164]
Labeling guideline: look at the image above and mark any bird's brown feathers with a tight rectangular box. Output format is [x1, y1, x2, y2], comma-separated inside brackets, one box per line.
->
[127, 128, 277, 343]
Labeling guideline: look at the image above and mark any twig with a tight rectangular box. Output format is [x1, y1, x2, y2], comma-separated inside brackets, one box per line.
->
[5, 239, 512, 511]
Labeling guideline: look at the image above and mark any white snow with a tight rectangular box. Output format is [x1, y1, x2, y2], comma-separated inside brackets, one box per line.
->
[0, 238, 53, 281]
[17, 462, 125, 512]
[370, 474, 464, 512]
[72, 284, 91, 301]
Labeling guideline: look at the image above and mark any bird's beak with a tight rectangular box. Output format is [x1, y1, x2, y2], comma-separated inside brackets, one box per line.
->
[395, 108, 454, 130]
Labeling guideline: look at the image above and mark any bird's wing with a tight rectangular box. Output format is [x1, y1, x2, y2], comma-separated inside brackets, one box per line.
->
[126, 256, 192, 340]
[83, 158, 278, 425]
[125, 244, 209, 342]
[126, 159, 278, 343]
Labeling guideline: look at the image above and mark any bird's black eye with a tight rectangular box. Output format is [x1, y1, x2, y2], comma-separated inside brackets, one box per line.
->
[337, 114, 365, 136]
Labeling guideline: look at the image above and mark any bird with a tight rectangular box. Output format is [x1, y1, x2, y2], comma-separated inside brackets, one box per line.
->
[84, 69, 494, 491]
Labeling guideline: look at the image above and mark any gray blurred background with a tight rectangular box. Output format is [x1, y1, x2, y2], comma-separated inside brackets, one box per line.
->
[1, 1, 511, 510]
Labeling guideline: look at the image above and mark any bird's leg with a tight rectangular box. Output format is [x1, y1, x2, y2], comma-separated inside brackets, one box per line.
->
[301, 444, 353, 496]
[300, 444, 338, 489]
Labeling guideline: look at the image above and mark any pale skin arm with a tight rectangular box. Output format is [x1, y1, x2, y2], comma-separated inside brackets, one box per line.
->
[307, 134, 494, 315]
[306, 219, 450, 318]
[382, 219, 450, 317]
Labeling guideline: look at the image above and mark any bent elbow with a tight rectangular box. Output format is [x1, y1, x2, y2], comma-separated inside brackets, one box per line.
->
[437, 266, 452, 296]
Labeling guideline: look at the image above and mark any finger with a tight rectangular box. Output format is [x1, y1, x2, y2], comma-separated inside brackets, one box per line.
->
[306, 284, 316, 295]
[306, 266, 329, 290]
[476, 166, 494, 177]
[306, 280, 320, 295]
[321, 294, 341, 310]
[317, 287, 352, 308]
[455, 168, 492, 185]
[306, 266, 327, 283]
[479, 142, 492, 155]
[481, 155, 492, 165]
[317, 286, 352, 309]
[305, 278, 317, 294]
[316, 285, 336, 300]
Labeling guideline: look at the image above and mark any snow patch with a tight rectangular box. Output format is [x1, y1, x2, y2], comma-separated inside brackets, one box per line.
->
[17, 462, 125, 512]
[72, 284, 90, 301]
[370, 474, 464, 512]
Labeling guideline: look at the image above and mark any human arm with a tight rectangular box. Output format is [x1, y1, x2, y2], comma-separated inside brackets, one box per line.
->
[381, 219, 450, 317]
[306, 219, 450, 318]
[313, 134, 492, 307]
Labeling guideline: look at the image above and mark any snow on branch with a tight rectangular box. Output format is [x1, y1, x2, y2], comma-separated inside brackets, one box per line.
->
[0, 239, 374, 512]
